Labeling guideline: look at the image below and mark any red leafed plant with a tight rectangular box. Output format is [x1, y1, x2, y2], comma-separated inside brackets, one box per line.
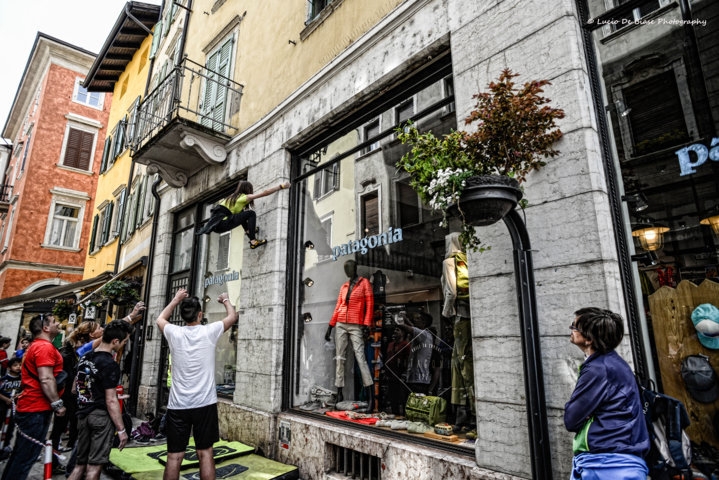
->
[397, 69, 565, 250]
[461, 68, 565, 183]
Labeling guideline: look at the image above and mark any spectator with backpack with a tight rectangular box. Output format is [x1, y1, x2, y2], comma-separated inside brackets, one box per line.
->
[67, 320, 133, 480]
[440, 232, 475, 432]
[564, 307, 650, 479]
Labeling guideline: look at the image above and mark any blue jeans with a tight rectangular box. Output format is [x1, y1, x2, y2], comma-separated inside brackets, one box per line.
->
[1, 410, 53, 480]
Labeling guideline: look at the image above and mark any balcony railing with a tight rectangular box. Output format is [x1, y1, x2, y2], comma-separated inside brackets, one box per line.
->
[131, 57, 243, 154]
[0, 184, 12, 203]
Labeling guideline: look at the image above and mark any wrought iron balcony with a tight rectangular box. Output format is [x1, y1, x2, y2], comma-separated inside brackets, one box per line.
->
[0, 184, 12, 214]
[130, 58, 243, 187]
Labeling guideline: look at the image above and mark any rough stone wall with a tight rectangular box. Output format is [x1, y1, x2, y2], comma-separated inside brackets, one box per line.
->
[450, 0, 630, 478]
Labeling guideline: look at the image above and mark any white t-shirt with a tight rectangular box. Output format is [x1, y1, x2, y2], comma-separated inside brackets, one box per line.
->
[163, 321, 225, 410]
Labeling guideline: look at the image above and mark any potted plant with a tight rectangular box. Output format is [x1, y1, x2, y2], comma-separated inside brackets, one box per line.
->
[52, 299, 76, 320]
[100, 279, 141, 306]
[397, 69, 565, 250]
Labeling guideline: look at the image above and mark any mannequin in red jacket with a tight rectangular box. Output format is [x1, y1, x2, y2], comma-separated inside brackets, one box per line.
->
[325, 260, 375, 406]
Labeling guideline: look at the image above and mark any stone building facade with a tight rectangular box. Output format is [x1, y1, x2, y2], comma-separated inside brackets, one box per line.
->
[121, 0, 719, 479]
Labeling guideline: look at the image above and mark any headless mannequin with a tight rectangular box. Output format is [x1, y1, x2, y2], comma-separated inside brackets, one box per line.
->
[325, 260, 374, 407]
[441, 232, 475, 430]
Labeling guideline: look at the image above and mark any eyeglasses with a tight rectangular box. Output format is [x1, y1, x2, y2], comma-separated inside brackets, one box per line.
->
[569, 324, 579, 332]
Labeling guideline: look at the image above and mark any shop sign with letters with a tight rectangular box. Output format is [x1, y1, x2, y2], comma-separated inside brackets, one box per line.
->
[676, 137, 719, 176]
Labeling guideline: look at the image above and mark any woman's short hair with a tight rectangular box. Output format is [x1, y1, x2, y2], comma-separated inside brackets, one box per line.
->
[179, 296, 202, 323]
[573, 307, 625, 354]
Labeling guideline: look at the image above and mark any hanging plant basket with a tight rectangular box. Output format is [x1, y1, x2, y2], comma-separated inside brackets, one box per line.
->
[100, 280, 141, 306]
[448, 175, 523, 226]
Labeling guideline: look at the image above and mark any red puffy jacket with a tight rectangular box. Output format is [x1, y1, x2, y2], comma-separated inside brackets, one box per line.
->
[330, 277, 374, 327]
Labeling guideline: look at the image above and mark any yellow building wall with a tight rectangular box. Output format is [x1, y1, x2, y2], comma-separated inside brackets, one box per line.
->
[83, 38, 154, 279]
[185, 0, 404, 131]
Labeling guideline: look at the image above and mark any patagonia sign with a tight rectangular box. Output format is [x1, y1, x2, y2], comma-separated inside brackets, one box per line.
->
[331, 227, 403, 261]
[676, 138, 719, 176]
[204, 270, 240, 288]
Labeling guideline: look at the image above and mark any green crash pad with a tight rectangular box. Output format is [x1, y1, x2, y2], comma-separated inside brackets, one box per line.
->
[109, 439, 254, 474]
[124, 454, 298, 480]
[109, 439, 298, 479]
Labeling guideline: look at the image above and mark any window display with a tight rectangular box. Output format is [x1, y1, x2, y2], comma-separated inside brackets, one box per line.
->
[290, 75, 478, 449]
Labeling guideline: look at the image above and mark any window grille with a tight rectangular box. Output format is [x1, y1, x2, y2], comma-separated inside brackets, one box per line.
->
[329, 444, 381, 480]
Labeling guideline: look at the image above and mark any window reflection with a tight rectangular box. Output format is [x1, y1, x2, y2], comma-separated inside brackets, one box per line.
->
[292, 75, 476, 448]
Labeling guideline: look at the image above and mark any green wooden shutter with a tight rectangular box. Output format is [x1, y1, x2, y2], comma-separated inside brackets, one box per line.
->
[89, 215, 99, 252]
[150, 20, 163, 59]
[100, 136, 111, 173]
[201, 37, 233, 128]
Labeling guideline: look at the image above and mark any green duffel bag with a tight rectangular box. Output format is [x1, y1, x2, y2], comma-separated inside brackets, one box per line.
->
[405, 393, 446, 425]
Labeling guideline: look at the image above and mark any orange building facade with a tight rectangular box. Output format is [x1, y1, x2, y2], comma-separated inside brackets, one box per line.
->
[0, 34, 109, 298]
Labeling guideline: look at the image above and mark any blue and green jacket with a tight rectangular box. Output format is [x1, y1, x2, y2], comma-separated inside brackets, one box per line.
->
[564, 350, 650, 457]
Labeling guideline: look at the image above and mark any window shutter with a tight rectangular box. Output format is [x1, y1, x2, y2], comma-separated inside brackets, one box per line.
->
[122, 191, 134, 241]
[150, 20, 163, 59]
[113, 119, 126, 158]
[101, 202, 113, 245]
[89, 215, 99, 252]
[100, 136, 111, 173]
[135, 177, 146, 227]
[63, 128, 93, 170]
[201, 37, 234, 128]
[115, 189, 126, 237]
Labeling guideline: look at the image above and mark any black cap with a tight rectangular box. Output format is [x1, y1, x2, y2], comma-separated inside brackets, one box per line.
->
[681, 354, 719, 403]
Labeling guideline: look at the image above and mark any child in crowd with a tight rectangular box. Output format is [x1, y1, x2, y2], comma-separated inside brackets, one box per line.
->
[0, 358, 22, 452]
[13, 337, 29, 360]
[196, 180, 290, 249]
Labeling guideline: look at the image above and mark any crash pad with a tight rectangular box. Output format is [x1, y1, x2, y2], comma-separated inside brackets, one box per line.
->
[109, 439, 254, 474]
[127, 454, 299, 480]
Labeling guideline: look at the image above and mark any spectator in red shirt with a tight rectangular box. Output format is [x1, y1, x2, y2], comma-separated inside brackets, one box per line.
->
[1, 314, 66, 480]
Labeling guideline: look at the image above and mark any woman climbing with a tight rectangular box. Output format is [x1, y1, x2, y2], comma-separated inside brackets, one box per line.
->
[196, 180, 290, 249]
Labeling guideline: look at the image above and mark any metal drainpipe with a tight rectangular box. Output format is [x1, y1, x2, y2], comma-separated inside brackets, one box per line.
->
[128, 175, 163, 415]
[176, 0, 193, 62]
[502, 209, 552, 479]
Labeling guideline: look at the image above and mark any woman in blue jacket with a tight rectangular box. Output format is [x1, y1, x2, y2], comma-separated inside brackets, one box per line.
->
[564, 307, 650, 479]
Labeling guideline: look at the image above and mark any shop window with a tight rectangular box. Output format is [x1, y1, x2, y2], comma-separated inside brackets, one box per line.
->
[291, 70, 474, 450]
[72, 78, 104, 109]
[591, 1, 719, 453]
[60, 126, 96, 171]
